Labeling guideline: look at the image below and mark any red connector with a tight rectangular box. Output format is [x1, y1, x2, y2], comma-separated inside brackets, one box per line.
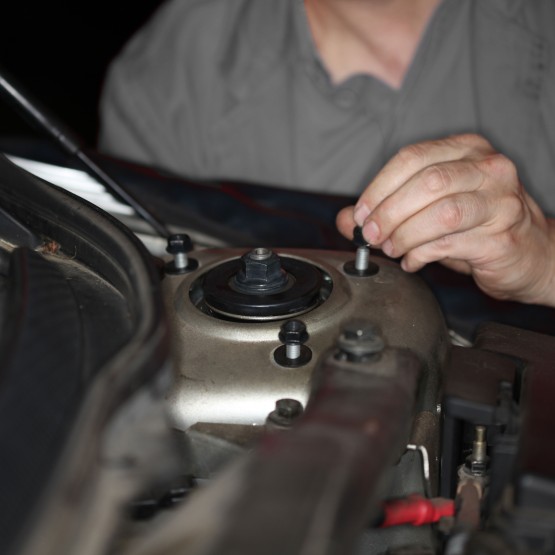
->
[380, 494, 455, 527]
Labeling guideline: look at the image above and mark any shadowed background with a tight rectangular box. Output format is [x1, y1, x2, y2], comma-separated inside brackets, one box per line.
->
[0, 1, 164, 144]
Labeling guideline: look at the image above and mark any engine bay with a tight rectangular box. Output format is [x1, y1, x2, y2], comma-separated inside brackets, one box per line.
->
[1, 150, 555, 555]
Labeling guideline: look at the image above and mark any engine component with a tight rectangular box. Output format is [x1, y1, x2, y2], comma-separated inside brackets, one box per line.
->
[4, 142, 555, 554]
[165, 233, 198, 274]
[335, 320, 385, 362]
[273, 319, 312, 367]
[200, 248, 326, 320]
[441, 322, 555, 553]
[344, 225, 379, 277]
[118, 337, 425, 555]
[265, 398, 304, 429]
[164, 247, 449, 433]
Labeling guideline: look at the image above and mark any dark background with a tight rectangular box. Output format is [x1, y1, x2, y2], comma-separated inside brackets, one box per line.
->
[0, 1, 165, 146]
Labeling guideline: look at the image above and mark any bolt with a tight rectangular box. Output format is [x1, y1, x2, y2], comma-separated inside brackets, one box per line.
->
[233, 248, 288, 293]
[355, 246, 370, 271]
[353, 226, 371, 272]
[343, 226, 378, 277]
[249, 247, 272, 261]
[275, 398, 303, 419]
[352, 226, 368, 247]
[336, 321, 384, 361]
[266, 398, 304, 429]
[471, 426, 487, 463]
[466, 425, 488, 477]
[279, 320, 309, 360]
[166, 234, 193, 270]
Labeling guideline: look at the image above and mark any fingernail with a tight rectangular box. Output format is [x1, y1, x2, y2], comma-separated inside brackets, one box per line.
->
[354, 204, 371, 226]
[382, 239, 394, 257]
[363, 221, 380, 244]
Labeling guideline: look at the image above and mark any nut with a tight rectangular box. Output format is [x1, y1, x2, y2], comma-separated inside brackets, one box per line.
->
[166, 234, 193, 254]
[275, 398, 303, 419]
[353, 226, 369, 247]
[234, 248, 288, 293]
[278, 320, 309, 345]
[337, 321, 384, 358]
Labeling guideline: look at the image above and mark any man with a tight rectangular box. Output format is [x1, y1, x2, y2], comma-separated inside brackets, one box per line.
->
[100, 0, 555, 305]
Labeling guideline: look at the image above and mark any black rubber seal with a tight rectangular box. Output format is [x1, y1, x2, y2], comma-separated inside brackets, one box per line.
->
[202, 257, 323, 318]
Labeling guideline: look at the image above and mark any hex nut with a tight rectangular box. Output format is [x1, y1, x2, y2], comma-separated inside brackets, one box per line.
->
[275, 398, 303, 419]
[278, 320, 309, 345]
[166, 234, 193, 254]
[266, 398, 304, 428]
[234, 249, 288, 292]
[337, 321, 384, 358]
[353, 226, 369, 247]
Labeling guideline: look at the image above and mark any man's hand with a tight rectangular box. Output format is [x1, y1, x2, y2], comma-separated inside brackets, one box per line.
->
[336, 134, 555, 306]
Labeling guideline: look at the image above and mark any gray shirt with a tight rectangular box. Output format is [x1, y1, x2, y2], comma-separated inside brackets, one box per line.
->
[99, 0, 555, 214]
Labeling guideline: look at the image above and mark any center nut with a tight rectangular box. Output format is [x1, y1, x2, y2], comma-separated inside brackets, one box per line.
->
[201, 248, 327, 321]
[232, 248, 290, 294]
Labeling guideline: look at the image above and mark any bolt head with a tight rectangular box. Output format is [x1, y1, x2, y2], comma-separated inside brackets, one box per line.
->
[266, 398, 304, 428]
[353, 226, 369, 247]
[279, 319, 308, 344]
[275, 398, 303, 419]
[166, 234, 193, 254]
[337, 321, 384, 357]
[342, 322, 378, 341]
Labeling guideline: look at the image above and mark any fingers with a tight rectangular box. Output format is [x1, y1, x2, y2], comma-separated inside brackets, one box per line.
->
[384, 183, 527, 257]
[353, 134, 493, 225]
[336, 133, 555, 306]
[358, 151, 522, 252]
[336, 206, 356, 239]
[399, 230, 499, 273]
[380, 191, 490, 259]
[339, 135, 496, 242]
[364, 159, 487, 246]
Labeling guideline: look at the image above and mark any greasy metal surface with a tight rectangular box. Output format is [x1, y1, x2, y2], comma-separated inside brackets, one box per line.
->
[164, 248, 449, 431]
[119, 347, 424, 555]
[197, 348, 422, 555]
